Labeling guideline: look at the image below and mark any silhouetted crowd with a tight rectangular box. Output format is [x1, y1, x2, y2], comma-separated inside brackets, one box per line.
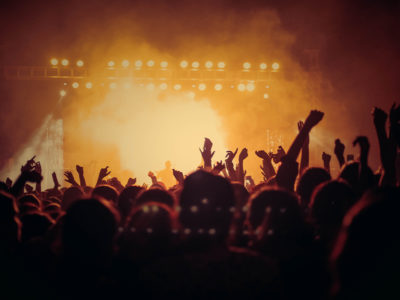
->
[1, 107, 400, 300]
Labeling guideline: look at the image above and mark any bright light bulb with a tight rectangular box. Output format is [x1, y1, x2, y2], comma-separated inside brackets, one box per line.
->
[263, 93, 269, 99]
[85, 82, 92, 89]
[135, 60, 143, 68]
[122, 60, 130, 67]
[59, 90, 66, 97]
[61, 59, 69, 66]
[192, 61, 200, 68]
[72, 82, 79, 88]
[272, 62, 280, 70]
[76, 60, 84, 67]
[217, 62, 225, 68]
[214, 83, 223, 91]
[246, 83, 255, 92]
[160, 83, 168, 90]
[108, 61, 115, 67]
[237, 83, 246, 91]
[50, 58, 58, 66]
[174, 84, 182, 90]
[260, 63, 267, 70]
[147, 60, 155, 67]
[180, 60, 188, 68]
[205, 61, 213, 69]
[160, 61, 168, 68]
[243, 62, 251, 69]
[198, 83, 206, 91]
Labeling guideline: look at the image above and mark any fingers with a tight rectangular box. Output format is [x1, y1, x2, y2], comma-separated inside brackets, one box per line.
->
[233, 148, 238, 156]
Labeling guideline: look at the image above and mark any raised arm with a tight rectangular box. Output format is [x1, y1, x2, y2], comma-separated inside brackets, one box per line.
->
[65, 170, 79, 187]
[255, 150, 275, 181]
[225, 148, 238, 181]
[236, 148, 248, 185]
[298, 121, 309, 175]
[334, 139, 346, 168]
[96, 166, 111, 186]
[76, 164, 86, 187]
[322, 152, 331, 175]
[199, 137, 215, 170]
[353, 136, 374, 191]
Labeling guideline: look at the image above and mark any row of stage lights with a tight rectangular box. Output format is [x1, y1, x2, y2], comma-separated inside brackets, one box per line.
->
[50, 58, 280, 71]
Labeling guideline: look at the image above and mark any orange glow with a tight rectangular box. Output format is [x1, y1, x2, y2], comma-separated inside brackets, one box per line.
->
[122, 60, 130, 67]
[246, 82, 255, 92]
[260, 63, 267, 70]
[192, 61, 200, 68]
[243, 62, 251, 69]
[174, 83, 182, 90]
[50, 58, 58, 66]
[61, 59, 69, 66]
[59, 90, 66, 97]
[160, 61, 168, 68]
[198, 83, 206, 91]
[217, 62, 226, 68]
[180, 60, 188, 68]
[147, 60, 155, 67]
[214, 83, 223, 91]
[110, 82, 117, 89]
[237, 83, 246, 91]
[108, 61, 115, 67]
[72, 82, 79, 88]
[86, 82, 93, 89]
[272, 62, 280, 70]
[76, 60, 84, 67]
[135, 60, 143, 68]
[205, 61, 213, 69]
[160, 82, 168, 90]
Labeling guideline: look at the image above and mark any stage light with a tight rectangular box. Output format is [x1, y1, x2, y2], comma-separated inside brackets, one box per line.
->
[135, 60, 143, 68]
[263, 93, 269, 99]
[108, 61, 115, 67]
[146, 83, 155, 91]
[122, 60, 130, 67]
[72, 82, 79, 88]
[160, 82, 168, 90]
[147, 60, 155, 67]
[110, 82, 117, 89]
[192, 61, 200, 68]
[198, 83, 206, 91]
[246, 83, 255, 92]
[260, 63, 267, 70]
[237, 83, 246, 91]
[272, 62, 280, 70]
[76, 60, 84, 67]
[217, 62, 225, 69]
[61, 59, 69, 66]
[243, 62, 251, 70]
[180, 60, 188, 68]
[160, 61, 168, 68]
[214, 83, 223, 91]
[205, 61, 213, 69]
[85, 82, 93, 89]
[50, 58, 59, 66]
[174, 84, 182, 90]
[59, 90, 66, 97]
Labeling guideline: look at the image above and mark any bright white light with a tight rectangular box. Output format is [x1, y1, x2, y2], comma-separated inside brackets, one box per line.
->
[61, 59, 69, 66]
[272, 62, 280, 70]
[214, 83, 223, 91]
[263, 93, 269, 99]
[108, 61, 115, 67]
[243, 62, 251, 70]
[85, 82, 93, 89]
[160, 61, 168, 68]
[59, 90, 66, 97]
[192, 61, 200, 68]
[174, 84, 182, 90]
[146, 83, 155, 91]
[260, 63, 267, 70]
[205, 61, 213, 69]
[135, 60, 143, 68]
[160, 83, 168, 90]
[217, 62, 225, 69]
[180, 60, 188, 68]
[122, 60, 130, 67]
[110, 82, 117, 89]
[72, 82, 79, 89]
[198, 83, 206, 91]
[50, 58, 58, 66]
[237, 83, 246, 91]
[76, 60, 84, 67]
[147, 60, 155, 67]
[246, 83, 255, 92]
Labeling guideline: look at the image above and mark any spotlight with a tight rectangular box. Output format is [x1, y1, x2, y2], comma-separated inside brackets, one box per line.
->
[59, 90, 66, 97]
[146, 83, 155, 91]
[272, 62, 280, 70]
[108, 61, 115, 67]
[237, 83, 246, 91]
[174, 84, 182, 90]
[122, 60, 130, 67]
[147, 60, 155, 67]
[135, 60, 143, 68]
[61, 59, 69, 66]
[246, 83, 255, 92]
[263, 93, 269, 99]
[72, 82, 79, 88]
[260, 63, 267, 70]
[160, 82, 168, 90]
[205, 61, 213, 69]
[160, 61, 168, 68]
[76, 60, 84, 67]
[50, 58, 59, 66]
[192, 61, 200, 68]
[243, 62, 251, 70]
[198, 83, 206, 91]
[180, 60, 188, 68]
[110, 82, 117, 89]
[214, 83, 223, 91]
[85, 82, 92, 89]
[217, 62, 225, 69]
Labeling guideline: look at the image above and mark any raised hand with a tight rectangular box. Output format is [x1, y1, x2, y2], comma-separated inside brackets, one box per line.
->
[21, 156, 36, 173]
[99, 166, 111, 180]
[271, 146, 286, 164]
[52, 172, 60, 189]
[5, 177, 12, 188]
[76, 164, 86, 187]
[172, 169, 184, 185]
[76, 164, 84, 175]
[25, 184, 34, 193]
[212, 160, 225, 175]
[255, 150, 270, 160]
[148, 171, 158, 185]
[372, 107, 388, 128]
[239, 148, 248, 161]
[126, 177, 137, 186]
[304, 110, 324, 129]
[65, 170, 78, 186]
[200, 137, 215, 168]
[34, 161, 42, 175]
[322, 152, 331, 164]
[334, 138, 346, 167]
[225, 148, 238, 162]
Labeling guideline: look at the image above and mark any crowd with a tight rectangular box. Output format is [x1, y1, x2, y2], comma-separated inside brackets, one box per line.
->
[1, 106, 400, 300]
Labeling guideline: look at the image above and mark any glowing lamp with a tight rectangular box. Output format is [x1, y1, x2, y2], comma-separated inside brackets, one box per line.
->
[61, 59, 69, 66]
[174, 84, 182, 90]
[122, 60, 130, 67]
[243, 62, 251, 70]
[72, 82, 79, 89]
[246, 83, 255, 92]
[50, 58, 59, 66]
[217, 62, 225, 69]
[260, 63, 267, 70]
[192, 61, 200, 68]
[198, 83, 206, 91]
[214, 83, 223, 91]
[108, 61, 115, 67]
[160, 83, 168, 90]
[147, 60, 155, 67]
[205, 61, 213, 69]
[85, 82, 92, 89]
[59, 90, 66, 97]
[135, 60, 143, 68]
[237, 83, 246, 91]
[160, 61, 168, 68]
[180, 60, 188, 68]
[76, 60, 84, 67]
[263, 93, 269, 99]
[272, 62, 280, 70]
